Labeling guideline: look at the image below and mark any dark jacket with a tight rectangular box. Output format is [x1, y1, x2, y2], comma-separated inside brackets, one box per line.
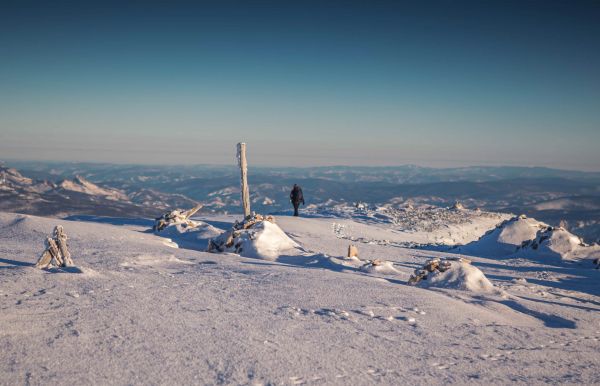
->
[290, 185, 305, 205]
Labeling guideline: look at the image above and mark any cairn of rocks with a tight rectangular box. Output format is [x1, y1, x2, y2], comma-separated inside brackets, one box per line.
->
[153, 204, 203, 232]
[36, 226, 74, 269]
[408, 257, 471, 285]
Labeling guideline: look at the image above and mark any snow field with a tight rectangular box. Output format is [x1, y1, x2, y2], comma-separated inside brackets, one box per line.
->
[1, 212, 599, 384]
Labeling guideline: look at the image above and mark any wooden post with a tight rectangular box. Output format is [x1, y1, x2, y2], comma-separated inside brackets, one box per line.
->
[237, 142, 251, 218]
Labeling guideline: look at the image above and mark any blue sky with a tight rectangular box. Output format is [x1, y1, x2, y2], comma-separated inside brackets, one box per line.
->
[1, 0, 599, 170]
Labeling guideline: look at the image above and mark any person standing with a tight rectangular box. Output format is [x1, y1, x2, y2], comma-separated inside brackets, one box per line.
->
[290, 184, 305, 216]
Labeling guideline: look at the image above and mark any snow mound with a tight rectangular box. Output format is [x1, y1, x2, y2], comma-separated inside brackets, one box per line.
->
[153, 205, 222, 250]
[421, 261, 495, 292]
[409, 257, 494, 293]
[157, 221, 223, 250]
[456, 215, 548, 258]
[208, 215, 298, 260]
[359, 259, 399, 274]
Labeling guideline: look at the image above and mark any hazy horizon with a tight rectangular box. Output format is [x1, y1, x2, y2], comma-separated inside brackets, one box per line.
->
[4, 155, 600, 174]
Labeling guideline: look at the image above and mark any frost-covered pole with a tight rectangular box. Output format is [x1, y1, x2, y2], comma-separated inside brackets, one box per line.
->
[237, 142, 251, 218]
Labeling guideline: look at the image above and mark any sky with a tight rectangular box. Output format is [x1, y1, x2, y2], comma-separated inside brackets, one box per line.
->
[1, 0, 599, 170]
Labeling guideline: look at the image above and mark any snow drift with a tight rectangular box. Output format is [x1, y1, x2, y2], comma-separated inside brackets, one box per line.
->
[153, 205, 222, 249]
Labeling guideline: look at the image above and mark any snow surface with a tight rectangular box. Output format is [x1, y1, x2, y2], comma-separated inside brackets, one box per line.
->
[303, 203, 511, 247]
[1, 211, 600, 385]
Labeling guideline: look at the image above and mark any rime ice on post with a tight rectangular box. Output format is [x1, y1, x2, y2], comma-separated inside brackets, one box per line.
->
[36, 226, 75, 269]
[237, 142, 251, 218]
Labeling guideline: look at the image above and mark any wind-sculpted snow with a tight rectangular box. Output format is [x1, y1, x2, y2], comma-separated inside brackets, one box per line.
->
[1, 211, 600, 384]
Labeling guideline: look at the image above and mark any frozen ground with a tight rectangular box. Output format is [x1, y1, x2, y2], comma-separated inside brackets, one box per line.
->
[1, 211, 599, 385]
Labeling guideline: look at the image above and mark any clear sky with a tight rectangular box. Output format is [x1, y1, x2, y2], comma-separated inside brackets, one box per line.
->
[1, 0, 599, 170]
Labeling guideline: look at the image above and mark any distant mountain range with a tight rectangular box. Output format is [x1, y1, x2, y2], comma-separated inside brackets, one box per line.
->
[2, 161, 600, 243]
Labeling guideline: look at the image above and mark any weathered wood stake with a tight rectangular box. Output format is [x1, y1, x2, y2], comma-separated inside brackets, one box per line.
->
[35, 226, 74, 269]
[237, 142, 251, 218]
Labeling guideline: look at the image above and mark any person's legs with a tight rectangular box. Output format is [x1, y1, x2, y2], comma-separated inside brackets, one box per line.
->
[293, 202, 299, 216]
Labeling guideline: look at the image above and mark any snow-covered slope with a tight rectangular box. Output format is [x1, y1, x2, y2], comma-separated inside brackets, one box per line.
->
[1, 212, 600, 384]
[58, 175, 129, 201]
[301, 203, 511, 247]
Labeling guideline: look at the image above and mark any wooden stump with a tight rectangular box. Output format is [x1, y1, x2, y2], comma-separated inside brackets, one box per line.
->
[347, 245, 359, 259]
[35, 226, 74, 269]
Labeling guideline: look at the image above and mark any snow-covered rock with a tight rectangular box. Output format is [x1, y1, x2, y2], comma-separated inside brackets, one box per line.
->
[208, 215, 298, 260]
[516, 226, 590, 261]
[419, 261, 495, 292]
[411, 258, 495, 292]
[457, 214, 600, 261]
[359, 259, 399, 274]
[455, 215, 547, 258]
